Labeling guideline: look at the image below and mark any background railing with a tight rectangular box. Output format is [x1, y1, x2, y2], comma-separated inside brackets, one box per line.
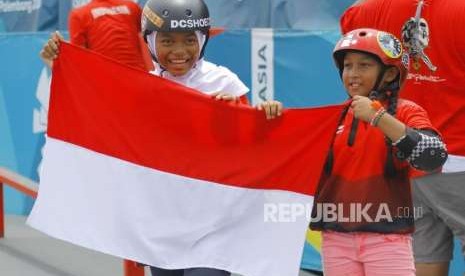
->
[0, 167, 145, 276]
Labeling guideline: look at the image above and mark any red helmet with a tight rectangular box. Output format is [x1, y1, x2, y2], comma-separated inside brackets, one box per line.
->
[333, 28, 409, 89]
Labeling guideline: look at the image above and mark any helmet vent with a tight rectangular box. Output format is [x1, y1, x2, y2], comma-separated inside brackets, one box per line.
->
[185, 9, 193, 17]
[359, 31, 367, 37]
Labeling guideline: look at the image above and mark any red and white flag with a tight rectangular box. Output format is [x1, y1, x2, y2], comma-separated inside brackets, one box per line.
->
[27, 43, 342, 276]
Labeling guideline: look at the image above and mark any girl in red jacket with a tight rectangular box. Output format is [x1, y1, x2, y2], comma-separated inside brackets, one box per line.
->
[265, 28, 447, 275]
[312, 28, 447, 276]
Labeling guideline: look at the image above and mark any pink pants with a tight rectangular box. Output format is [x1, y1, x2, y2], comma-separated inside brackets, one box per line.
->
[321, 231, 415, 276]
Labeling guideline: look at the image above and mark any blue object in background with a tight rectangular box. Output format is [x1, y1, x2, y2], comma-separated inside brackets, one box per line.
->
[273, 30, 345, 107]
[206, 29, 346, 107]
[0, 33, 51, 214]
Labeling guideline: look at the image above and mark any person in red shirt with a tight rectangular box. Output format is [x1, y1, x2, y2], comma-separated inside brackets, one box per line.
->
[41, 0, 150, 70]
[341, 1, 465, 275]
[309, 28, 447, 276]
[69, 0, 150, 70]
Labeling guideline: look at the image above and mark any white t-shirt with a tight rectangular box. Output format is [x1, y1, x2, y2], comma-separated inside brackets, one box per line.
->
[150, 59, 249, 97]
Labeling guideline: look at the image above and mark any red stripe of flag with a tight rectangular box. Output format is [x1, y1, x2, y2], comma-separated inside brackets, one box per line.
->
[48, 43, 343, 195]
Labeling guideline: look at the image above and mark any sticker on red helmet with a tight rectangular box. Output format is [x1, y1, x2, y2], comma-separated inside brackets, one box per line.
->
[377, 32, 402, 59]
[339, 33, 356, 48]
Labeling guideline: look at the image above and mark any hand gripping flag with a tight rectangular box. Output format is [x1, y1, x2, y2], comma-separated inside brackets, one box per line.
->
[28, 43, 343, 276]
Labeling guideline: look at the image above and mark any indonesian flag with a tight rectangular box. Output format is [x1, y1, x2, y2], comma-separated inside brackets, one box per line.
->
[27, 43, 342, 276]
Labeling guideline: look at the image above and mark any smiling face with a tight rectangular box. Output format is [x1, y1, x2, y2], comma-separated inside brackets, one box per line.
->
[342, 51, 383, 97]
[155, 31, 200, 76]
[342, 51, 400, 98]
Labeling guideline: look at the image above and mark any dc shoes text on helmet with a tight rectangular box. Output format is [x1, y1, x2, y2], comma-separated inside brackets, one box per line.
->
[141, 0, 211, 59]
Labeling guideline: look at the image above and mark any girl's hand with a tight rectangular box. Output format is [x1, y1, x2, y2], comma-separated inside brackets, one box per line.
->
[40, 31, 65, 68]
[257, 100, 283, 120]
[211, 92, 238, 102]
[350, 95, 377, 123]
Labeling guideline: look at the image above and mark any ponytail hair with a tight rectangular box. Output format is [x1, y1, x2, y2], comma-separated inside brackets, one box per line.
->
[380, 75, 400, 178]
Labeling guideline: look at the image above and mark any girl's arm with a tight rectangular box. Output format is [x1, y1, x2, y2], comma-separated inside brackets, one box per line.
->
[352, 95, 447, 171]
[372, 111, 406, 142]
